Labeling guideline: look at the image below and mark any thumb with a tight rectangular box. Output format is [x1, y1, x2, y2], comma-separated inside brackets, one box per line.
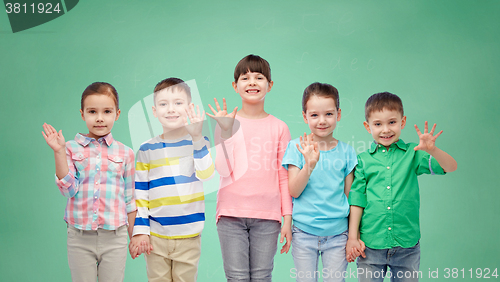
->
[280, 232, 284, 243]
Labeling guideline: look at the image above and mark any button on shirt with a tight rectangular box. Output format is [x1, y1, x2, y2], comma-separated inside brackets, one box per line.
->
[55, 133, 136, 230]
[348, 139, 445, 249]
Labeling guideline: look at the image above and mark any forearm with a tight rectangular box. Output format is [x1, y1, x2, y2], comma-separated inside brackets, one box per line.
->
[428, 147, 457, 172]
[348, 206, 363, 240]
[127, 211, 137, 239]
[289, 167, 312, 198]
[54, 149, 69, 179]
[344, 172, 354, 198]
[283, 214, 292, 227]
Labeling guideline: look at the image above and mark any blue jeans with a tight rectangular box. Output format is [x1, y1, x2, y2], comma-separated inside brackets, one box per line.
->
[217, 216, 281, 282]
[356, 242, 421, 282]
[291, 225, 348, 282]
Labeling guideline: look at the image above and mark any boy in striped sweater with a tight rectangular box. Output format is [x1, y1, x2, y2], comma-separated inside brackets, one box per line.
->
[129, 78, 215, 282]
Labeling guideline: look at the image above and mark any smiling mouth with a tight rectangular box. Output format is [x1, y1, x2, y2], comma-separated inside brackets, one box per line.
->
[165, 116, 179, 120]
[380, 135, 394, 140]
[246, 89, 260, 94]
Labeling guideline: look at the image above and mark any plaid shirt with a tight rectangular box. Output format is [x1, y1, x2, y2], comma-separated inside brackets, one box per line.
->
[56, 133, 136, 230]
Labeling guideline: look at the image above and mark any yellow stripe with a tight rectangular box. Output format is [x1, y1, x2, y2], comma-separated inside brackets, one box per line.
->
[151, 232, 200, 239]
[136, 199, 149, 208]
[136, 157, 180, 171]
[196, 163, 215, 180]
[149, 192, 205, 209]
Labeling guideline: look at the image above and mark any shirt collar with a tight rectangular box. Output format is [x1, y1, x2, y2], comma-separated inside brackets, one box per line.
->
[75, 133, 114, 147]
[369, 139, 407, 154]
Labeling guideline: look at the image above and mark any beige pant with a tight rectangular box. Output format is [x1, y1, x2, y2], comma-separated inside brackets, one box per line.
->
[145, 235, 202, 282]
[67, 225, 128, 282]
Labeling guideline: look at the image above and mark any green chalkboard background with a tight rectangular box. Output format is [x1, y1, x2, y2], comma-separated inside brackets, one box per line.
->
[1, 1, 499, 281]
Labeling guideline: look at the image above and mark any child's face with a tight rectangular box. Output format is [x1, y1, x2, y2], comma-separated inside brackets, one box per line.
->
[153, 88, 191, 130]
[80, 94, 120, 139]
[364, 108, 406, 148]
[232, 71, 273, 104]
[302, 96, 341, 139]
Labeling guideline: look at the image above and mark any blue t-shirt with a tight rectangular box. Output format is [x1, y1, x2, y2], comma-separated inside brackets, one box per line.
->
[282, 138, 357, 236]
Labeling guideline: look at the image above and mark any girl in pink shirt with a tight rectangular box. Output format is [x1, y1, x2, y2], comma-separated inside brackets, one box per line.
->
[207, 55, 293, 281]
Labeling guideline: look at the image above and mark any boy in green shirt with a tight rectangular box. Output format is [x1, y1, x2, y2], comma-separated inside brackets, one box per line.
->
[347, 92, 457, 282]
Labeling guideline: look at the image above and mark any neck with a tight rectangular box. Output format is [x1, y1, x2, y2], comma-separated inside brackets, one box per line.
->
[313, 134, 338, 151]
[161, 127, 189, 140]
[238, 101, 268, 119]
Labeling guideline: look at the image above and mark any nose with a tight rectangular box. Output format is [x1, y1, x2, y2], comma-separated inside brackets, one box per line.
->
[96, 112, 104, 122]
[382, 124, 390, 132]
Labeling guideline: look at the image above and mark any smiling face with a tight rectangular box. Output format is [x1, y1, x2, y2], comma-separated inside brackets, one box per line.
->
[153, 88, 190, 131]
[80, 94, 120, 139]
[303, 95, 341, 142]
[364, 108, 406, 148]
[232, 71, 273, 104]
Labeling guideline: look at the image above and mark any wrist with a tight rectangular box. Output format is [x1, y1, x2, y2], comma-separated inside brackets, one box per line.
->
[190, 134, 202, 142]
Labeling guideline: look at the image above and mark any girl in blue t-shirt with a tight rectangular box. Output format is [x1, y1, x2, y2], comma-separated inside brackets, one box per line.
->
[282, 82, 363, 282]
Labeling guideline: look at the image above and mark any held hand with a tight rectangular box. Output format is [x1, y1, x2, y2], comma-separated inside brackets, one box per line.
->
[414, 121, 443, 153]
[346, 237, 364, 263]
[42, 123, 66, 152]
[129, 234, 153, 259]
[206, 98, 238, 132]
[296, 133, 320, 172]
[184, 103, 205, 141]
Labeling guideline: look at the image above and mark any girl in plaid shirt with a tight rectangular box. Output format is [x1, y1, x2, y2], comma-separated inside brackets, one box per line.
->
[42, 82, 136, 282]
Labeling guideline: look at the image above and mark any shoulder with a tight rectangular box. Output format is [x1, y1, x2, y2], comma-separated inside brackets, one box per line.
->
[138, 136, 160, 152]
[268, 115, 289, 129]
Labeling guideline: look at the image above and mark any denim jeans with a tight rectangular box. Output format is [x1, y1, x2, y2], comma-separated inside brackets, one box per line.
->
[291, 225, 348, 282]
[356, 242, 421, 282]
[217, 216, 281, 282]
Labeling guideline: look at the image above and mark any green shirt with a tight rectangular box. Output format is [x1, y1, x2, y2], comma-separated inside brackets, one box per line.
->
[349, 139, 445, 249]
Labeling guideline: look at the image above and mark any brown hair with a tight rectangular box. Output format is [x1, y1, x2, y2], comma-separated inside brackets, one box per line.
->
[81, 82, 119, 110]
[365, 92, 404, 120]
[302, 82, 339, 112]
[234, 54, 271, 82]
[153, 77, 191, 103]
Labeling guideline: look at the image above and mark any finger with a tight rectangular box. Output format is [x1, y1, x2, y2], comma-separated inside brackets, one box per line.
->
[414, 145, 421, 151]
[280, 233, 284, 243]
[201, 110, 205, 121]
[414, 124, 422, 135]
[206, 112, 215, 119]
[41, 131, 48, 139]
[313, 141, 319, 152]
[296, 143, 305, 153]
[222, 98, 227, 111]
[360, 249, 366, 258]
[208, 104, 217, 115]
[48, 124, 57, 134]
[434, 130, 443, 139]
[230, 106, 238, 117]
[214, 98, 222, 111]
[424, 121, 429, 134]
[196, 105, 201, 118]
[58, 130, 64, 139]
[430, 123, 437, 136]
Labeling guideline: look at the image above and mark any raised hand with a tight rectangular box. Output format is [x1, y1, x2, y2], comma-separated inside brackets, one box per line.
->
[184, 103, 205, 141]
[414, 121, 443, 152]
[206, 98, 238, 132]
[296, 133, 320, 172]
[42, 123, 66, 152]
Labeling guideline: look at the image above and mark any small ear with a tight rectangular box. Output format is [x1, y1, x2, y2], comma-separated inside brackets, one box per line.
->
[80, 109, 85, 121]
[401, 116, 407, 129]
[363, 121, 371, 134]
[302, 111, 308, 124]
[267, 80, 274, 92]
[232, 81, 238, 93]
[152, 106, 158, 118]
[115, 109, 121, 121]
[337, 108, 342, 122]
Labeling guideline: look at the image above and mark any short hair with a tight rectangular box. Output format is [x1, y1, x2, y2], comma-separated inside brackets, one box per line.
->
[302, 82, 339, 112]
[365, 92, 404, 120]
[234, 54, 271, 82]
[153, 77, 191, 103]
[81, 82, 119, 110]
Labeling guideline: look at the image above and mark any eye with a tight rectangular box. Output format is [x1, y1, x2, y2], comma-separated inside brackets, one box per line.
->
[389, 121, 396, 124]
[175, 102, 183, 105]
[105, 110, 112, 114]
[311, 114, 318, 117]
[160, 103, 166, 107]
[89, 110, 96, 114]
[241, 77, 248, 80]
[375, 123, 381, 126]
[326, 113, 333, 116]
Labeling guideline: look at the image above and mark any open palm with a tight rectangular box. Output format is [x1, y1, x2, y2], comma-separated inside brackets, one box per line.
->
[42, 123, 66, 152]
[184, 103, 205, 139]
[206, 98, 238, 132]
[414, 121, 442, 152]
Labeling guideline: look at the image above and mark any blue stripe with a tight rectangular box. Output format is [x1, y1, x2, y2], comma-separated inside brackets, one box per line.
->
[140, 140, 193, 151]
[193, 146, 209, 159]
[136, 173, 198, 190]
[135, 217, 150, 226]
[150, 213, 205, 226]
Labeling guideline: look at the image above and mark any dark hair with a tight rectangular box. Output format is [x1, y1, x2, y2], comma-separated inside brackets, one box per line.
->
[302, 82, 339, 112]
[153, 77, 191, 103]
[234, 54, 271, 82]
[365, 92, 404, 120]
[81, 82, 119, 110]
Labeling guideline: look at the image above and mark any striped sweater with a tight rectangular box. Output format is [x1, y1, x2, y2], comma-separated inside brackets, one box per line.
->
[132, 134, 214, 239]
